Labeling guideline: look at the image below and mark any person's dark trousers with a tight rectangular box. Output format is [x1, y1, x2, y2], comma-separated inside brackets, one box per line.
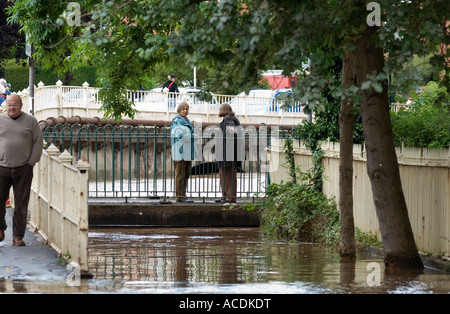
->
[0, 164, 34, 238]
[219, 165, 237, 202]
[174, 160, 191, 201]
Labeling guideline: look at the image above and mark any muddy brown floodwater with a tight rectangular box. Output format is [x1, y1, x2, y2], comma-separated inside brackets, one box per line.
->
[1, 227, 449, 293]
[86, 227, 450, 294]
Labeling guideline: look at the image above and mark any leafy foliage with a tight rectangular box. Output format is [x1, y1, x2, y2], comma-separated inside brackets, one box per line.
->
[254, 170, 339, 245]
[391, 81, 450, 148]
[7, 0, 450, 120]
[283, 137, 297, 184]
[0, 0, 25, 75]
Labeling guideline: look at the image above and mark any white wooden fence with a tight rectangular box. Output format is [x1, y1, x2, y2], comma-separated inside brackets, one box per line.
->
[268, 137, 450, 256]
[28, 144, 90, 274]
[15, 81, 308, 125]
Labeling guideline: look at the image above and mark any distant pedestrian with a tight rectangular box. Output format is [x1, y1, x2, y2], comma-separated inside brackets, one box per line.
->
[216, 103, 244, 204]
[0, 94, 43, 246]
[0, 84, 6, 106]
[0, 79, 11, 106]
[162, 74, 179, 108]
[171, 102, 195, 203]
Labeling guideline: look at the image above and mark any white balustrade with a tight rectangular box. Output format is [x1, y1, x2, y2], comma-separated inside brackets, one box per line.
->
[16, 82, 309, 125]
[28, 144, 90, 274]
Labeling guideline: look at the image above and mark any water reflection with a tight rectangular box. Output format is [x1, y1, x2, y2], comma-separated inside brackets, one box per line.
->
[88, 227, 450, 293]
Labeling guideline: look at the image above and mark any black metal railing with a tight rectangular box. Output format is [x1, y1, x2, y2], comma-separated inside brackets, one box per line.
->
[42, 123, 293, 202]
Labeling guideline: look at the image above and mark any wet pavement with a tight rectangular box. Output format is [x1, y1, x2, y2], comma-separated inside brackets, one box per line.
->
[0, 208, 70, 293]
[1, 208, 449, 294]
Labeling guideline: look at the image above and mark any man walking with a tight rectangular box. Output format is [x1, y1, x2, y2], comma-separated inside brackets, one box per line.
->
[0, 94, 43, 246]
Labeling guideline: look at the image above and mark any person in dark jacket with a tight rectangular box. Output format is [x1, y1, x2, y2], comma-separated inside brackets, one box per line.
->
[216, 103, 244, 204]
[162, 74, 180, 93]
[162, 74, 180, 108]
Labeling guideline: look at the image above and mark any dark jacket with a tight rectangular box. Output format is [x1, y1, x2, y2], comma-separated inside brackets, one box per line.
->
[216, 115, 244, 169]
[162, 80, 179, 93]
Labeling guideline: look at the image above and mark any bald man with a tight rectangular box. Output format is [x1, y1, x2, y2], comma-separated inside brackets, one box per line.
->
[0, 94, 43, 246]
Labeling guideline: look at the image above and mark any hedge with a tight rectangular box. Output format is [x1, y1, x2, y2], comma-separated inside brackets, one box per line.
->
[1, 59, 98, 92]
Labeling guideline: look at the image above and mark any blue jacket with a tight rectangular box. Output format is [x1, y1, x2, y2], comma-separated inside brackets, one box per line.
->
[170, 114, 195, 161]
[0, 88, 10, 105]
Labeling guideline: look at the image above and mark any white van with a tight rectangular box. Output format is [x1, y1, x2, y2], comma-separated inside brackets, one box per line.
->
[231, 89, 294, 113]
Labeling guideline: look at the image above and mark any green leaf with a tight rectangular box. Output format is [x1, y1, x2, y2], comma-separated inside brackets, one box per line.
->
[373, 83, 383, 93]
[361, 81, 372, 90]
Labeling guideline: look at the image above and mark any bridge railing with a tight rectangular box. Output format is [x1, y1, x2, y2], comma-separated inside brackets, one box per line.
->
[16, 81, 309, 125]
[28, 144, 90, 274]
[41, 122, 293, 202]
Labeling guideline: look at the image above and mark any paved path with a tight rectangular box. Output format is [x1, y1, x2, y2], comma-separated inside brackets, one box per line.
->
[0, 208, 68, 287]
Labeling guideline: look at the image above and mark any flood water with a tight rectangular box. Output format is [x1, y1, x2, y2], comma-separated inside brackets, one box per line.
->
[86, 227, 450, 294]
[1, 227, 449, 294]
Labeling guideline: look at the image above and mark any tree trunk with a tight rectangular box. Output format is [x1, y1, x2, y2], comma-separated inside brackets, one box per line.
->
[338, 48, 356, 259]
[354, 27, 423, 269]
[64, 70, 74, 86]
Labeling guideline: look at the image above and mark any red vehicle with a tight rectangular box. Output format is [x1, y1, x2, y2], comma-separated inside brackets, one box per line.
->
[261, 70, 297, 89]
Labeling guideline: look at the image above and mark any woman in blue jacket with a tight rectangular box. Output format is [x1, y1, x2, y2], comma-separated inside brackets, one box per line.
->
[171, 102, 195, 203]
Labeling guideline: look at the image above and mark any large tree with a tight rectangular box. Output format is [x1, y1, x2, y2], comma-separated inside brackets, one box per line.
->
[0, 0, 25, 76]
[8, 0, 449, 268]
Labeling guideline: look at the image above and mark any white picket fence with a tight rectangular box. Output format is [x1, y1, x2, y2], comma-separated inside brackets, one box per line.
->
[28, 144, 90, 274]
[268, 137, 450, 256]
[15, 81, 309, 125]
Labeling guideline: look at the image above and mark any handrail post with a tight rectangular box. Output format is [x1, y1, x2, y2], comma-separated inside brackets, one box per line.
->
[82, 81, 90, 116]
[59, 149, 72, 253]
[56, 80, 63, 117]
[76, 157, 90, 274]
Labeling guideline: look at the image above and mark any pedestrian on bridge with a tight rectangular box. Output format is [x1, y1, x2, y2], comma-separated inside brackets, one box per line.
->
[171, 102, 195, 203]
[0, 84, 6, 106]
[162, 74, 179, 109]
[0, 79, 11, 106]
[0, 94, 43, 246]
[216, 103, 244, 205]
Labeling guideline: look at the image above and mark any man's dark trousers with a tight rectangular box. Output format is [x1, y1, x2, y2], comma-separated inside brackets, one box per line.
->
[0, 164, 34, 238]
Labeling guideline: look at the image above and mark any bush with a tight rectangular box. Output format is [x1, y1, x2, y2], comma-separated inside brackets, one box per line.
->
[252, 170, 340, 245]
[1, 59, 98, 92]
[391, 81, 449, 148]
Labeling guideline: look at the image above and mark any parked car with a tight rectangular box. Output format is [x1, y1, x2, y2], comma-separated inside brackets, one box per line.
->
[132, 86, 217, 110]
[178, 87, 216, 105]
[63, 89, 94, 100]
[230, 89, 295, 113]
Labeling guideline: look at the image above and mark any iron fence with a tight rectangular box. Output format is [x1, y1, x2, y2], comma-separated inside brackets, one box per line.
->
[42, 123, 293, 202]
